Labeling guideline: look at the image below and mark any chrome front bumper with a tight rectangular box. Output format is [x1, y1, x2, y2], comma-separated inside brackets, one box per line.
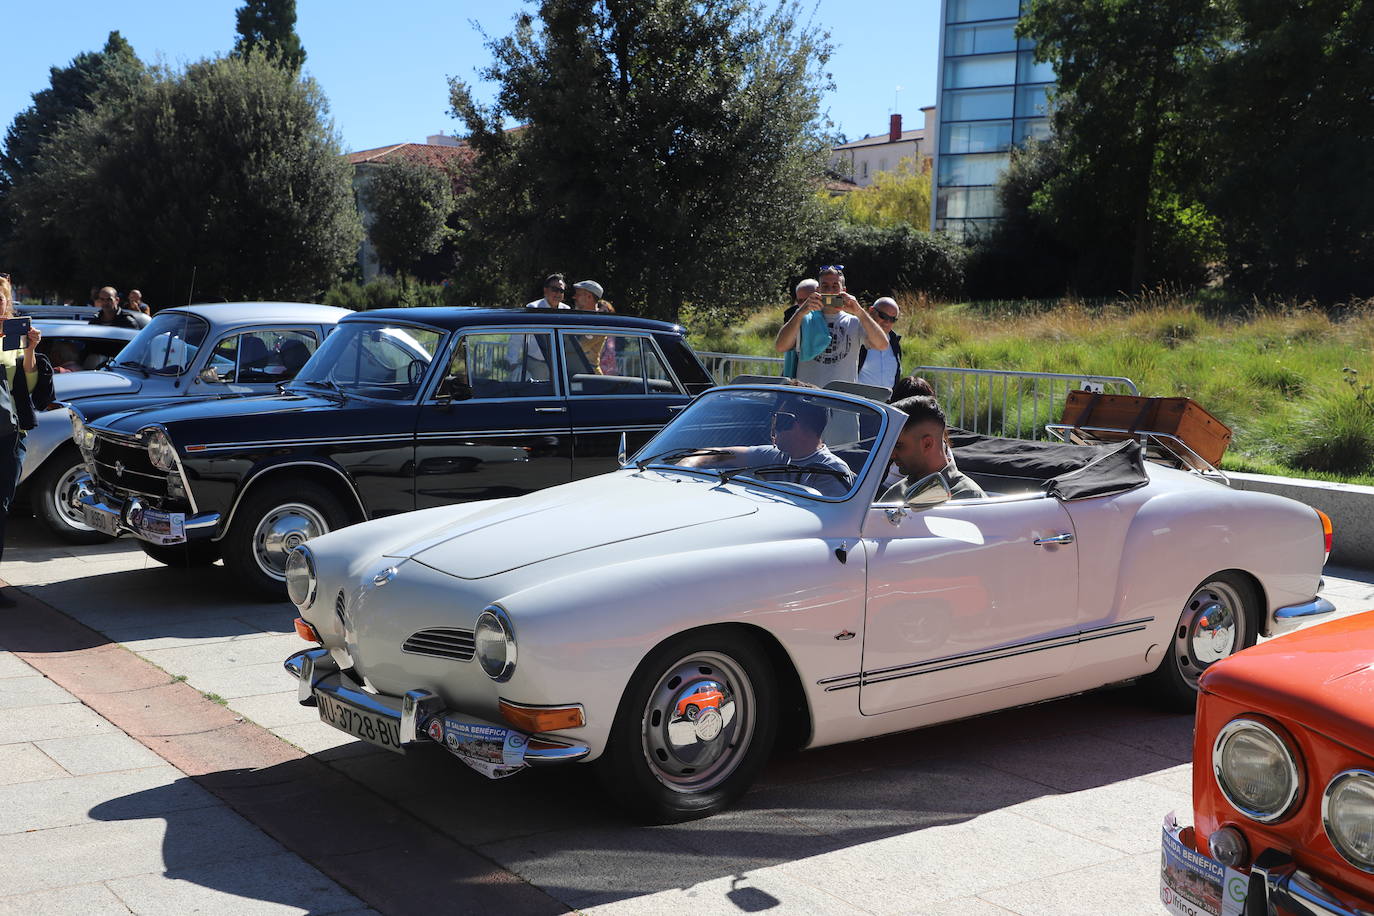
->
[1271, 595, 1337, 637]
[1246, 848, 1374, 916]
[283, 648, 589, 764]
[73, 481, 220, 543]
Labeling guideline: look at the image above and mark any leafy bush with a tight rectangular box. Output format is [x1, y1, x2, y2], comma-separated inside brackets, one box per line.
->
[808, 222, 965, 301]
[322, 275, 464, 311]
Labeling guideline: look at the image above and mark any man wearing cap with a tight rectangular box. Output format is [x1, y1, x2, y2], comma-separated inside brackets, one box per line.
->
[774, 266, 888, 387]
[571, 280, 603, 310]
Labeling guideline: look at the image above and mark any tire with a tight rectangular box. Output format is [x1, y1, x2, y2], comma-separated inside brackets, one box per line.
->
[140, 540, 222, 567]
[1146, 571, 1259, 711]
[222, 479, 348, 600]
[596, 628, 777, 823]
[29, 448, 109, 544]
[683, 703, 700, 721]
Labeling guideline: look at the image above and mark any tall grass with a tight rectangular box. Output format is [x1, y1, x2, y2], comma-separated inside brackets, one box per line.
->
[684, 294, 1374, 482]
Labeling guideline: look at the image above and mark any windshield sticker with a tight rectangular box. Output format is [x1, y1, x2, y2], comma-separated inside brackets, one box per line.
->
[429, 715, 528, 779]
[1161, 813, 1245, 916]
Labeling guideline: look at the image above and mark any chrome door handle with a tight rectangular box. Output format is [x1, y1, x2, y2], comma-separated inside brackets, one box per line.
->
[533, 406, 567, 413]
[1033, 533, 1075, 546]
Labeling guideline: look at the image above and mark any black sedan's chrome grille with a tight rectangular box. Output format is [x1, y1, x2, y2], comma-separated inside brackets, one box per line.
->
[89, 433, 169, 501]
[402, 628, 475, 661]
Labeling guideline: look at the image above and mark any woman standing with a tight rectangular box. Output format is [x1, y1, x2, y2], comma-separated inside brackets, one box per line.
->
[0, 274, 54, 605]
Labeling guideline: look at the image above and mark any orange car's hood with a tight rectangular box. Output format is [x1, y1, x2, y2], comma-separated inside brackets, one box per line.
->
[1201, 611, 1374, 751]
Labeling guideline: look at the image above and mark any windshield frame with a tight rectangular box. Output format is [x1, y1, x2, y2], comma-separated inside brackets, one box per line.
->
[629, 384, 893, 503]
[283, 318, 449, 404]
[110, 311, 212, 377]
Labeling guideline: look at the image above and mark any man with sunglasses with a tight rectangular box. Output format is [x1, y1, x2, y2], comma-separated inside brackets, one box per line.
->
[857, 297, 903, 389]
[681, 394, 853, 497]
[526, 274, 570, 309]
[87, 286, 144, 329]
[774, 265, 888, 388]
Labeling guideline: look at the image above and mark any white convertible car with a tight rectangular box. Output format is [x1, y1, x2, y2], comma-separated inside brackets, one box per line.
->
[284, 383, 1334, 822]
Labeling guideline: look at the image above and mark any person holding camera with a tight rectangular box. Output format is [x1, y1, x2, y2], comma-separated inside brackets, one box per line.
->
[774, 265, 888, 387]
[0, 273, 54, 605]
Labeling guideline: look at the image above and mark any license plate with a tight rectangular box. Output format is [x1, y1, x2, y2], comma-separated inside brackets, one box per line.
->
[129, 507, 185, 545]
[1161, 814, 1246, 916]
[314, 691, 404, 753]
[82, 505, 120, 537]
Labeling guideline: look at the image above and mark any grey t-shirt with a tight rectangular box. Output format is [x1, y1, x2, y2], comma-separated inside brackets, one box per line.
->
[795, 311, 863, 387]
[736, 444, 854, 496]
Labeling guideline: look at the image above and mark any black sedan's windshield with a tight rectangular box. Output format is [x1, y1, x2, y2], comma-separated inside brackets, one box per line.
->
[287, 322, 445, 401]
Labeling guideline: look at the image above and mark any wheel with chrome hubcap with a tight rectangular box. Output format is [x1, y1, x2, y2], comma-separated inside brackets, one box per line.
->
[29, 447, 108, 544]
[223, 480, 348, 600]
[598, 630, 777, 823]
[1147, 571, 1258, 710]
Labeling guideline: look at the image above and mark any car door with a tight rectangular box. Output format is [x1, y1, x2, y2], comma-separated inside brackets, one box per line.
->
[412, 329, 574, 507]
[859, 494, 1080, 716]
[201, 327, 322, 396]
[559, 331, 692, 478]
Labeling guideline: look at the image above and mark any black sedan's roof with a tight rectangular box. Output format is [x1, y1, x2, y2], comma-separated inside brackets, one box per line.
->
[338, 306, 684, 334]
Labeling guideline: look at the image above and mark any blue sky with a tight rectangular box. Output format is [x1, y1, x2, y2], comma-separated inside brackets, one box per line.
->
[3, 0, 941, 154]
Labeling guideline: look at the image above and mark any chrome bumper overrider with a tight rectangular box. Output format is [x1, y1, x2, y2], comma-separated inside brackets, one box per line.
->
[1271, 596, 1337, 636]
[1245, 848, 1374, 916]
[283, 648, 589, 764]
[73, 481, 220, 542]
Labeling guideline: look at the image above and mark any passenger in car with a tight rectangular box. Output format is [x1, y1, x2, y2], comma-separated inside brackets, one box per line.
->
[882, 395, 985, 502]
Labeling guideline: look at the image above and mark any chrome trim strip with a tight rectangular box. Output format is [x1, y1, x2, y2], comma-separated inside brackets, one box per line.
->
[76, 486, 220, 543]
[1248, 847, 1371, 916]
[139, 424, 199, 515]
[188, 433, 414, 452]
[216, 461, 367, 543]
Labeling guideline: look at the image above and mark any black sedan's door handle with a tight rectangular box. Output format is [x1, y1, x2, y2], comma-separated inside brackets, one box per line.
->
[533, 406, 567, 413]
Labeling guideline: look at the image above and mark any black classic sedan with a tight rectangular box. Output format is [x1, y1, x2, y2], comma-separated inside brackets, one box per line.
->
[73, 307, 714, 596]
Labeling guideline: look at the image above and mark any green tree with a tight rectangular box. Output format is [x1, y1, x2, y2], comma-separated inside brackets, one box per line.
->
[449, 0, 835, 320]
[359, 158, 457, 274]
[233, 0, 307, 73]
[1020, 0, 1228, 293]
[1201, 0, 1374, 301]
[5, 54, 360, 303]
[831, 157, 932, 231]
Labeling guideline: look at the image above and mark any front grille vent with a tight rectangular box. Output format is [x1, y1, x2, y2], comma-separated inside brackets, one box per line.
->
[402, 628, 475, 661]
[334, 590, 348, 630]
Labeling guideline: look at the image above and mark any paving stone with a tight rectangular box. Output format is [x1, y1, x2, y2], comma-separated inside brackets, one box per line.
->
[979, 850, 1161, 916]
[0, 805, 288, 896]
[1089, 712, 1196, 764]
[0, 651, 33, 679]
[582, 870, 869, 915]
[0, 767, 216, 835]
[100, 616, 275, 653]
[0, 701, 114, 744]
[1139, 763, 1194, 796]
[0, 882, 134, 915]
[35, 731, 168, 776]
[0, 742, 68, 785]
[105, 851, 366, 916]
[227, 690, 320, 728]
[902, 898, 1021, 915]
[272, 720, 362, 755]
[1007, 776, 1192, 855]
[140, 633, 304, 674]
[182, 659, 298, 700]
[0, 674, 76, 709]
[966, 729, 1183, 793]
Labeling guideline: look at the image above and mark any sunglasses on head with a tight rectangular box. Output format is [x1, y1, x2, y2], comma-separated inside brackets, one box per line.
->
[819, 264, 844, 273]
[0, 272, 10, 280]
[770, 411, 799, 432]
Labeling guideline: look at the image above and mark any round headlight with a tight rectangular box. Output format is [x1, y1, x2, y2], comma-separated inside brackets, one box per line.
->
[1324, 769, 1374, 872]
[284, 546, 317, 610]
[144, 428, 178, 472]
[70, 412, 95, 452]
[473, 606, 516, 682]
[1213, 718, 1302, 823]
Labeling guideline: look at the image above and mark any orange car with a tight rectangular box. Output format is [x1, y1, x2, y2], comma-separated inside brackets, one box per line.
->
[675, 685, 723, 721]
[1161, 610, 1374, 915]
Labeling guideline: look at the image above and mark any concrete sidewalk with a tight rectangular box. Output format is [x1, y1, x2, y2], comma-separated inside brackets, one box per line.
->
[0, 642, 373, 916]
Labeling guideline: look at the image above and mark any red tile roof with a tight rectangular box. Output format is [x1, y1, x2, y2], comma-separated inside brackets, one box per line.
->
[346, 142, 475, 169]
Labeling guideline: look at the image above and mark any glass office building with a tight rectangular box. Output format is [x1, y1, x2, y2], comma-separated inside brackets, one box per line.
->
[931, 0, 1055, 240]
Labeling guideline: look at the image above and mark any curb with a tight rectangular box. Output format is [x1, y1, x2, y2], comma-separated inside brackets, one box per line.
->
[0, 581, 566, 916]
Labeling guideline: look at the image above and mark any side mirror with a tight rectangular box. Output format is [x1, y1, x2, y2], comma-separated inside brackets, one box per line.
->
[617, 432, 628, 467]
[198, 366, 225, 385]
[905, 472, 953, 510]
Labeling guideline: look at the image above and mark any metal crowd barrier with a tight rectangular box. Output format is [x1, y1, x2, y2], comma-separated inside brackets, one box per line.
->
[697, 351, 1138, 441]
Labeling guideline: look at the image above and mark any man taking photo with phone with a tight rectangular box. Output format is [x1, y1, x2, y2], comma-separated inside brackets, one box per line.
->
[774, 265, 888, 387]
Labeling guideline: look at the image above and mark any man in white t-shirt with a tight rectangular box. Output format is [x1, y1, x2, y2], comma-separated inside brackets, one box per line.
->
[526, 274, 571, 309]
[773, 266, 888, 387]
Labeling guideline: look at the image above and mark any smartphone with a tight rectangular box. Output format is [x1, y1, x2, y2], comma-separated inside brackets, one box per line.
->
[821, 294, 837, 308]
[2, 317, 30, 352]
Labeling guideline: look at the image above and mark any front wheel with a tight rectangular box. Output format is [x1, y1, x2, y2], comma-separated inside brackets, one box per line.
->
[222, 480, 348, 600]
[29, 448, 109, 544]
[596, 629, 777, 823]
[1146, 571, 1259, 710]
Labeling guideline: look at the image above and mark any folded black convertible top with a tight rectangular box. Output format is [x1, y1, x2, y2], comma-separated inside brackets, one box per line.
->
[948, 429, 1149, 501]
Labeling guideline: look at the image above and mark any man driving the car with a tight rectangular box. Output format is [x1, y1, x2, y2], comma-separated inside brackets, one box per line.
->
[681, 395, 854, 496]
[882, 395, 985, 503]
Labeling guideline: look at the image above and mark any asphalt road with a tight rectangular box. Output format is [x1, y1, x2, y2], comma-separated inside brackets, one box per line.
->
[2, 514, 1370, 915]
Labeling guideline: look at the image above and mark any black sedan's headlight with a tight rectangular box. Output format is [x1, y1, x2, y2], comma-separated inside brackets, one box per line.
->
[474, 605, 516, 682]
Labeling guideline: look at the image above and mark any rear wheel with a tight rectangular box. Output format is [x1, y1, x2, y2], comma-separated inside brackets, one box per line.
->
[140, 540, 221, 567]
[1146, 571, 1259, 710]
[29, 448, 108, 544]
[222, 479, 348, 600]
[596, 629, 777, 823]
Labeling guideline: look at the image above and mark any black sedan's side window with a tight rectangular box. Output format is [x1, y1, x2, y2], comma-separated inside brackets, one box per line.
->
[561, 333, 682, 396]
[441, 332, 556, 400]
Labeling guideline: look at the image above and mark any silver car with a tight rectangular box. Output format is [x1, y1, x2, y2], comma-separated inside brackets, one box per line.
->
[22, 302, 349, 542]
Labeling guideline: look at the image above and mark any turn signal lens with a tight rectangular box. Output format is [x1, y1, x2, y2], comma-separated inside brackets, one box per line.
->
[1208, 825, 1249, 868]
[294, 617, 321, 643]
[1316, 509, 1333, 558]
[499, 699, 585, 733]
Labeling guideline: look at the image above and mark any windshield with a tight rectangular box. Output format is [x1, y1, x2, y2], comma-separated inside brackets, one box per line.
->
[112, 312, 211, 375]
[632, 387, 886, 500]
[287, 321, 444, 401]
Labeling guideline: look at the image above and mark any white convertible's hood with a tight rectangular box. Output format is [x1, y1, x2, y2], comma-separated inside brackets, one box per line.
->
[54, 369, 141, 401]
[393, 473, 759, 578]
